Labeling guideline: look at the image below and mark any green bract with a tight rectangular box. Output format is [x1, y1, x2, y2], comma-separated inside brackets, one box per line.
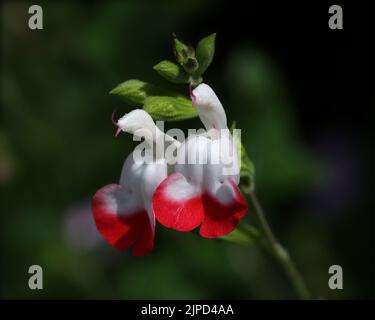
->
[143, 96, 197, 121]
[110, 80, 158, 106]
[109, 34, 219, 123]
[196, 33, 216, 75]
[110, 79, 198, 121]
[153, 60, 190, 84]
[110, 79, 180, 106]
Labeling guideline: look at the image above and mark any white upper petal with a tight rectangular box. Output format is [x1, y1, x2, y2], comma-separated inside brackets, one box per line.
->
[192, 83, 227, 131]
[117, 109, 157, 139]
[117, 109, 179, 151]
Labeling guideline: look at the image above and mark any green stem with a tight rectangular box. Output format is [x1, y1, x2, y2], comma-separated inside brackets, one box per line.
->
[248, 191, 311, 299]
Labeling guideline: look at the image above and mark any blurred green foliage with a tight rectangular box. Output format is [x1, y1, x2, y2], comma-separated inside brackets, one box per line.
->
[0, 0, 370, 299]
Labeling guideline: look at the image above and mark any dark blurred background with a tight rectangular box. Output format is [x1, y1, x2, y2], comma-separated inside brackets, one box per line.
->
[1, 0, 374, 299]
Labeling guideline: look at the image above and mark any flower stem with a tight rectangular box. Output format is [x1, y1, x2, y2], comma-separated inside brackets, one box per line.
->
[248, 191, 312, 299]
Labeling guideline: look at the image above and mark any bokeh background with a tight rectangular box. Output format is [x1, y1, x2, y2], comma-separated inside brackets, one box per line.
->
[1, 0, 374, 299]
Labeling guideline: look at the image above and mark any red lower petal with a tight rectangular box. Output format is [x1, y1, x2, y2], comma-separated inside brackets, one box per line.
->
[152, 173, 204, 232]
[92, 184, 154, 255]
[133, 219, 155, 256]
[199, 180, 248, 238]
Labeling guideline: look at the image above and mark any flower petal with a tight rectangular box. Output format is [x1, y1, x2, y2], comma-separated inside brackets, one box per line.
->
[199, 179, 248, 238]
[133, 217, 155, 256]
[140, 159, 168, 222]
[192, 83, 227, 131]
[92, 184, 153, 255]
[152, 172, 204, 231]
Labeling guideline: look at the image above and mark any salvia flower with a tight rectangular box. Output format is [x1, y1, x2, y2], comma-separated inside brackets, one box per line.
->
[152, 84, 248, 238]
[92, 84, 248, 255]
[92, 110, 172, 256]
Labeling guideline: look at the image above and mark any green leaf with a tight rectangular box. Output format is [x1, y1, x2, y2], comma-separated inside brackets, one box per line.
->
[231, 121, 255, 192]
[109, 79, 181, 106]
[220, 223, 260, 246]
[195, 33, 216, 75]
[153, 60, 190, 84]
[143, 96, 198, 121]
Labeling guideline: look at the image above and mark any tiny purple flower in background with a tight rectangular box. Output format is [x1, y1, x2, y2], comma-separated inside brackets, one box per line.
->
[308, 130, 361, 216]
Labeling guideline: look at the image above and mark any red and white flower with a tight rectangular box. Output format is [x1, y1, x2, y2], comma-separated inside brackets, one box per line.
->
[152, 84, 248, 238]
[92, 110, 170, 256]
[92, 84, 248, 255]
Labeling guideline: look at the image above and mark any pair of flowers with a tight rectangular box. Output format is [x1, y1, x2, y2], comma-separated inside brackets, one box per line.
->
[91, 84, 248, 256]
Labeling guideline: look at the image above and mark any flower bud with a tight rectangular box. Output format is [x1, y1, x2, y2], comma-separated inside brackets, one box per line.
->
[173, 36, 199, 75]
